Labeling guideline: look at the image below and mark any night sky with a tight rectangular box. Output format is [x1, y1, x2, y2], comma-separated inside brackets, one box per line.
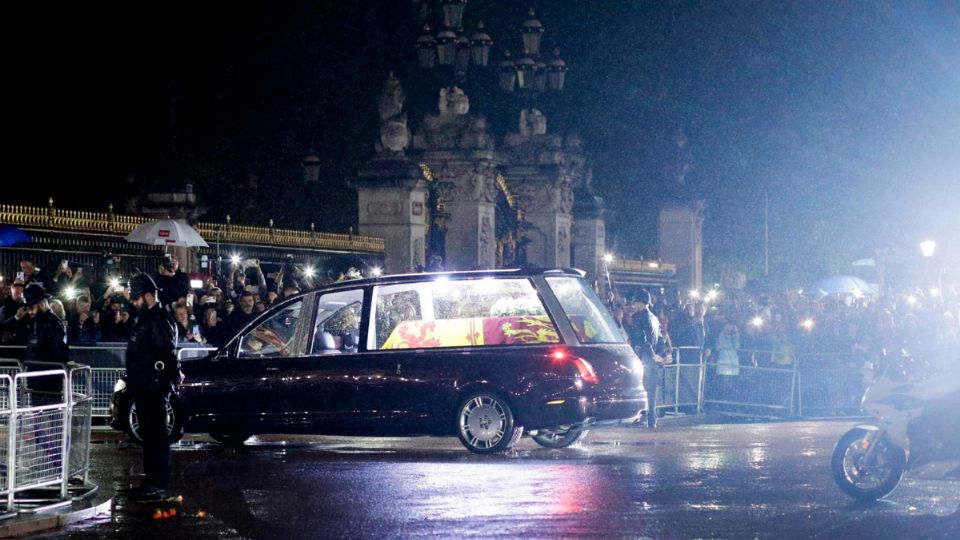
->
[8, 1, 959, 282]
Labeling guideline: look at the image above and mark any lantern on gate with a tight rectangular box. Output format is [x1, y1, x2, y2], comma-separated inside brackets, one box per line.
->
[470, 21, 493, 66]
[416, 25, 437, 68]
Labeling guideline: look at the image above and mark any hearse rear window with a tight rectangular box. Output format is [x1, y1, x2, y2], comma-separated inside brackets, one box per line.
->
[371, 278, 560, 350]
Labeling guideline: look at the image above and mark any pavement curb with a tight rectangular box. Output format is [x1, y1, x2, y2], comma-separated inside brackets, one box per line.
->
[0, 496, 112, 538]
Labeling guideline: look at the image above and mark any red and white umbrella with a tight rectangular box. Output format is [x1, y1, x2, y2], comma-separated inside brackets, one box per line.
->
[125, 219, 209, 247]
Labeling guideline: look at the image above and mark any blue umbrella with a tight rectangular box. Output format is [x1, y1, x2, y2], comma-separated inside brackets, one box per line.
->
[0, 225, 31, 247]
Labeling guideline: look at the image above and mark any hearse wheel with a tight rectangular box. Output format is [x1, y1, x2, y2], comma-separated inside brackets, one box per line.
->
[532, 426, 588, 449]
[456, 391, 523, 454]
[128, 396, 185, 445]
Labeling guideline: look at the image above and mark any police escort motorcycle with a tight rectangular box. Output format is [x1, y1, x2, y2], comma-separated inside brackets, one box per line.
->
[831, 349, 960, 501]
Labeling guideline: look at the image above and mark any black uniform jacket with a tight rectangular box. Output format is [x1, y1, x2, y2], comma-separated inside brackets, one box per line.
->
[26, 310, 70, 364]
[126, 303, 178, 393]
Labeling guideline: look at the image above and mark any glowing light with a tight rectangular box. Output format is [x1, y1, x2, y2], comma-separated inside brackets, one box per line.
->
[603, 253, 614, 263]
[929, 288, 940, 297]
[906, 295, 917, 305]
[919, 240, 936, 258]
[551, 350, 567, 361]
[370, 267, 383, 277]
[689, 289, 701, 299]
[108, 278, 121, 289]
[303, 266, 316, 278]
[801, 318, 815, 331]
[647, 261, 660, 268]
[230, 254, 242, 266]
[750, 316, 764, 328]
[189, 279, 203, 289]
[704, 290, 719, 303]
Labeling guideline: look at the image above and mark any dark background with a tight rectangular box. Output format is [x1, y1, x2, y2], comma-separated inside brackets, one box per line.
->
[6, 1, 959, 283]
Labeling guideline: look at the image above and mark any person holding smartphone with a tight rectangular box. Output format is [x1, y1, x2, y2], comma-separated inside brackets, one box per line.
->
[0, 276, 31, 345]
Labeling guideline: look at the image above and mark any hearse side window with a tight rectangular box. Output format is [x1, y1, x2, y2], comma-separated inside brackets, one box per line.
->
[373, 278, 559, 349]
[238, 298, 311, 358]
[312, 289, 364, 355]
[545, 277, 624, 344]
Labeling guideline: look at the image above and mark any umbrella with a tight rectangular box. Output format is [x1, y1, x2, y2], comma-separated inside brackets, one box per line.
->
[807, 275, 877, 298]
[125, 219, 209, 247]
[0, 225, 32, 247]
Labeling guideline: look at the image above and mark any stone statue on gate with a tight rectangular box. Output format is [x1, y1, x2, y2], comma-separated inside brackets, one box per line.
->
[519, 108, 547, 136]
[376, 72, 410, 155]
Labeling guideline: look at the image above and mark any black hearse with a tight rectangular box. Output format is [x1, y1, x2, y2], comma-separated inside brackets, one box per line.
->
[113, 268, 647, 453]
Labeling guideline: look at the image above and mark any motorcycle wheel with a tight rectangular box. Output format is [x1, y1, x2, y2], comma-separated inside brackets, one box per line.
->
[832, 427, 906, 501]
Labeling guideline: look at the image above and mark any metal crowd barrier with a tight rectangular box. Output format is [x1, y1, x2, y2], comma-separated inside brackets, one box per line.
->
[655, 346, 704, 415]
[0, 363, 96, 516]
[701, 363, 797, 416]
[648, 348, 867, 419]
[796, 366, 865, 417]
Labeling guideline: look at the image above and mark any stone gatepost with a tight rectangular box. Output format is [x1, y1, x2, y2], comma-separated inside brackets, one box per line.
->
[354, 157, 428, 273]
[420, 152, 499, 270]
[411, 86, 499, 270]
[501, 119, 581, 270]
[572, 190, 606, 290]
[658, 201, 705, 291]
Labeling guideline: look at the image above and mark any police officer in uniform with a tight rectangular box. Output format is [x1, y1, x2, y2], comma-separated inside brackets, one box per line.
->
[125, 274, 179, 501]
[626, 290, 662, 428]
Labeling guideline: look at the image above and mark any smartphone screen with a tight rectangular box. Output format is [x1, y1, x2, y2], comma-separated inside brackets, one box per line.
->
[16, 272, 24, 280]
[192, 324, 200, 335]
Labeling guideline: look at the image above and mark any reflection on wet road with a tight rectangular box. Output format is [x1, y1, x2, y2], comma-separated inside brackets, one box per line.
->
[38, 421, 959, 539]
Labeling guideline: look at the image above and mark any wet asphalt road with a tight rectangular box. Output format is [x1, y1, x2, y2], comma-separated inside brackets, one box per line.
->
[36, 420, 959, 540]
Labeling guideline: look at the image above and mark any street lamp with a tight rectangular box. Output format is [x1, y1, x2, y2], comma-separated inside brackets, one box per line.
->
[454, 34, 471, 74]
[546, 49, 567, 91]
[416, 25, 437, 68]
[470, 22, 493, 67]
[441, 0, 467, 28]
[436, 28, 458, 66]
[521, 9, 545, 56]
[920, 240, 936, 258]
[302, 153, 320, 183]
[498, 51, 517, 92]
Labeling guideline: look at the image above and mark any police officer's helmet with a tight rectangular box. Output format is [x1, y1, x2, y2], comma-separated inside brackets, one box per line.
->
[129, 274, 160, 300]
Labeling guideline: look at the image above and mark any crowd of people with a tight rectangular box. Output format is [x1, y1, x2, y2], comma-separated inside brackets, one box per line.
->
[0, 255, 314, 349]
[610, 284, 960, 371]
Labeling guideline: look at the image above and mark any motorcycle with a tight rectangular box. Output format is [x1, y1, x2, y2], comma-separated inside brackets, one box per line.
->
[831, 350, 960, 501]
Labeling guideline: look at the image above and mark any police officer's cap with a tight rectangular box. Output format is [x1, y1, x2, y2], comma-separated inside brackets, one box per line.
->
[129, 274, 160, 299]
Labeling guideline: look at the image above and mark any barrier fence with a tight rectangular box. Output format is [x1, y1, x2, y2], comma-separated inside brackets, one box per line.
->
[0, 363, 96, 517]
[653, 347, 868, 419]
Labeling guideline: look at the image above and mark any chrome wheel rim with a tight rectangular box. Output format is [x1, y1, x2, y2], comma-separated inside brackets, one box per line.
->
[129, 401, 176, 440]
[842, 437, 892, 490]
[459, 396, 507, 449]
